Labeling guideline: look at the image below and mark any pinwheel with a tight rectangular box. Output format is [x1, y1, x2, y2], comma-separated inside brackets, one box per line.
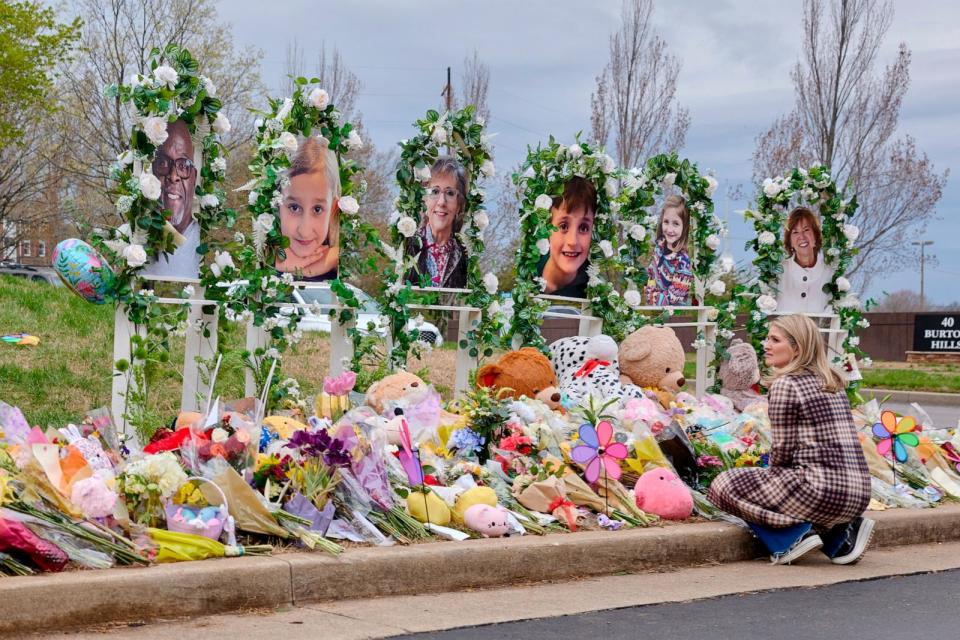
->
[872, 410, 919, 463]
[571, 421, 628, 483]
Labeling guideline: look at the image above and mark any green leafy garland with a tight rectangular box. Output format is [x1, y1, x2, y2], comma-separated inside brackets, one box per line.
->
[509, 135, 623, 349]
[207, 78, 372, 409]
[95, 44, 235, 439]
[742, 164, 867, 393]
[382, 106, 504, 367]
[616, 154, 735, 384]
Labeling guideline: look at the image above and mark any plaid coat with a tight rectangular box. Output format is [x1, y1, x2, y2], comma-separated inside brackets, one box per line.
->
[707, 372, 871, 528]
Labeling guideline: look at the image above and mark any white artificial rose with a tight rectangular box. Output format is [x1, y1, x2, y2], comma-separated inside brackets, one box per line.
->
[522, 166, 535, 180]
[248, 191, 259, 206]
[836, 276, 851, 292]
[706, 234, 721, 251]
[704, 175, 718, 198]
[483, 272, 499, 295]
[279, 131, 298, 155]
[431, 125, 447, 144]
[534, 194, 553, 211]
[346, 129, 363, 150]
[605, 178, 618, 197]
[599, 240, 614, 258]
[153, 65, 178, 88]
[629, 225, 646, 242]
[756, 294, 778, 313]
[488, 300, 501, 316]
[138, 172, 162, 200]
[200, 194, 219, 209]
[214, 250, 234, 273]
[480, 159, 495, 178]
[474, 211, 490, 231]
[308, 87, 329, 109]
[661, 172, 677, 187]
[536, 238, 550, 255]
[624, 289, 642, 309]
[122, 244, 147, 268]
[555, 144, 566, 157]
[414, 165, 431, 182]
[706, 307, 719, 321]
[338, 195, 359, 215]
[397, 216, 417, 238]
[143, 117, 169, 146]
[602, 154, 615, 173]
[762, 178, 783, 198]
[117, 150, 133, 166]
[276, 98, 294, 121]
[709, 280, 726, 296]
[213, 112, 231, 135]
[843, 224, 860, 242]
[568, 144, 583, 159]
[211, 428, 229, 443]
[202, 76, 216, 97]
[757, 231, 776, 246]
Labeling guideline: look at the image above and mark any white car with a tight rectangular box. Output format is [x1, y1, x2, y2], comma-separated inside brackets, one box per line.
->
[290, 285, 444, 347]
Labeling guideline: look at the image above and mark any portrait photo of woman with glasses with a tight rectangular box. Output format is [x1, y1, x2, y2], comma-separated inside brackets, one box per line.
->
[142, 119, 201, 279]
[404, 156, 468, 289]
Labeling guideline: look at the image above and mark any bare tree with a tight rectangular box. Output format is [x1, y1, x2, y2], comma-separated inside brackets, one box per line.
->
[590, 0, 690, 167]
[53, 0, 265, 228]
[480, 169, 522, 287]
[753, 0, 949, 291]
[456, 50, 490, 123]
[872, 289, 928, 312]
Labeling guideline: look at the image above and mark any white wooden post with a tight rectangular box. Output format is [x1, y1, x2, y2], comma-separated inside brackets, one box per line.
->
[244, 319, 269, 398]
[454, 308, 482, 396]
[111, 305, 145, 449]
[329, 313, 355, 377]
[181, 289, 218, 412]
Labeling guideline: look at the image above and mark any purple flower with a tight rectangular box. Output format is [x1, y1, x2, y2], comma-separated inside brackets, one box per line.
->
[288, 428, 351, 468]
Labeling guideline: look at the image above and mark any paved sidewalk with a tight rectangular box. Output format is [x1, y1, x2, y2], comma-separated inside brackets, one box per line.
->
[43, 540, 960, 640]
[3, 504, 960, 636]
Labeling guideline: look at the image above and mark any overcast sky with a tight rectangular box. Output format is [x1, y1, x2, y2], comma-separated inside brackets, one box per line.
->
[218, 0, 959, 304]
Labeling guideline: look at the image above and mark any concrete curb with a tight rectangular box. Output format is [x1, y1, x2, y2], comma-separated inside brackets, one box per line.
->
[861, 388, 960, 406]
[3, 504, 960, 635]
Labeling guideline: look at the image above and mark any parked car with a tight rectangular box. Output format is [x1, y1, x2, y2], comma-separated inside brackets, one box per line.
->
[0, 263, 61, 285]
[288, 285, 443, 347]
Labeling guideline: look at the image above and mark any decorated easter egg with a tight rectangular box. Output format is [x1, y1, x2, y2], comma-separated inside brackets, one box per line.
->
[52, 239, 114, 304]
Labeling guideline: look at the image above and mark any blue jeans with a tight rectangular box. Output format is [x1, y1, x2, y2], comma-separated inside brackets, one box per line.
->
[749, 522, 812, 554]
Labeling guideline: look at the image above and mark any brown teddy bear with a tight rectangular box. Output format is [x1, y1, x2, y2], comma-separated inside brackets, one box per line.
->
[365, 370, 429, 414]
[618, 326, 686, 408]
[719, 338, 766, 412]
[476, 348, 562, 410]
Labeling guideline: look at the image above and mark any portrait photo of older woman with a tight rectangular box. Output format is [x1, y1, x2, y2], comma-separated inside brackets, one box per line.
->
[775, 206, 831, 314]
[404, 156, 468, 288]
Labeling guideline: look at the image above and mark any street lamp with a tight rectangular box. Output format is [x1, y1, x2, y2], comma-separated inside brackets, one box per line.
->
[912, 240, 934, 309]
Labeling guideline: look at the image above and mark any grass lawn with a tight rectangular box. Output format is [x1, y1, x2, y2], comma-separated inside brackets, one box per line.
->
[0, 276, 461, 428]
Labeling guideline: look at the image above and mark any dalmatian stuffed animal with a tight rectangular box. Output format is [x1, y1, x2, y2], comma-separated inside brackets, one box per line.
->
[549, 335, 645, 405]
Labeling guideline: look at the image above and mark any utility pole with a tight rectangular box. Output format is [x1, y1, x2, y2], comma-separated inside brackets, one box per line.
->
[912, 240, 934, 309]
[441, 66, 453, 112]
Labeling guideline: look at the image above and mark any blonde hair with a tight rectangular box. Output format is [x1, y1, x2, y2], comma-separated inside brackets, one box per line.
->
[767, 314, 844, 393]
[656, 195, 690, 252]
[286, 135, 342, 248]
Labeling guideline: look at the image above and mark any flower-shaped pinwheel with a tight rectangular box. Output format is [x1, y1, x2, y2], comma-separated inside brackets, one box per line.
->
[571, 421, 628, 483]
[872, 410, 919, 463]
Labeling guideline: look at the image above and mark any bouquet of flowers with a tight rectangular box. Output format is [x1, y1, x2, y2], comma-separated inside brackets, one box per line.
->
[316, 371, 357, 423]
[117, 452, 188, 526]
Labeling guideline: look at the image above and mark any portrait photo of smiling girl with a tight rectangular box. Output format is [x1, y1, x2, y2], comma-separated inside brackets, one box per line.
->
[645, 194, 693, 306]
[537, 177, 597, 299]
[275, 135, 341, 281]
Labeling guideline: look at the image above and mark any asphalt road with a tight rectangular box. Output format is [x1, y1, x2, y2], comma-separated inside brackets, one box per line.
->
[391, 568, 960, 640]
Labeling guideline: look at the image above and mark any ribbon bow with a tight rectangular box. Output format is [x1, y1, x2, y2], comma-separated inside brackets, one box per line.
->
[547, 497, 578, 531]
[574, 359, 610, 379]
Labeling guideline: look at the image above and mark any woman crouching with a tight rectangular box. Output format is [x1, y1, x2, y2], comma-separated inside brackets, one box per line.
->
[708, 314, 873, 565]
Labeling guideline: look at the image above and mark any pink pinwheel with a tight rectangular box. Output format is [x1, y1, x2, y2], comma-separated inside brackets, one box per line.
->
[571, 421, 628, 483]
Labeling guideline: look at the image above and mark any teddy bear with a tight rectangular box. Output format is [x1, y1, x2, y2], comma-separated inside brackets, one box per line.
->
[719, 338, 767, 412]
[549, 335, 645, 404]
[476, 348, 562, 410]
[618, 326, 686, 408]
[365, 370, 427, 414]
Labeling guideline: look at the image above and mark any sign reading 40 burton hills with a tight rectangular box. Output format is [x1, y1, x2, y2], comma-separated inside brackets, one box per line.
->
[914, 313, 960, 352]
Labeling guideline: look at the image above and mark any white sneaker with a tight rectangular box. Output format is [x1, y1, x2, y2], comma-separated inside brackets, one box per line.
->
[770, 532, 823, 565]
